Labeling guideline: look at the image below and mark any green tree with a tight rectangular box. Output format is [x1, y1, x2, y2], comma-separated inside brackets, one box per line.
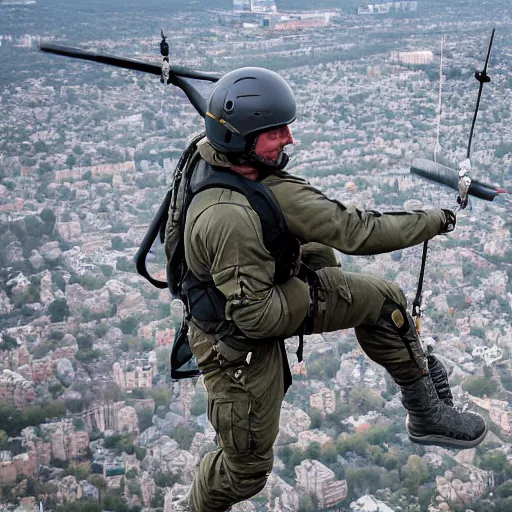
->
[298, 493, 318, 512]
[348, 387, 383, 414]
[87, 474, 108, 502]
[319, 442, 337, 464]
[76, 334, 93, 351]
[309, 409, 323, 429]
[402, 455, 429, 493]
[337, 432, 369, 457]
[48, 297, 70, 323]
[120, 316, 139, 335]
[136, 408, 153, 433]
[305, 442, 321, 461]
[151, 488, 165, 508]
[345, 467, 383, 497]
[190, 389, 207, 417]
[0, 335, 18, 351]
[154, 471, 179, 488]
[66, 154, 77, 167]
[495, 481, 512, 498]
[151, 385, 172, 408]
[117, 257, 133, 272]
[479, 451, 510, 473]
[462, 376, 498, 397]
[40, 207, 56, 224]
[170, 424, 199, 450]
[111, 236, 125, 251]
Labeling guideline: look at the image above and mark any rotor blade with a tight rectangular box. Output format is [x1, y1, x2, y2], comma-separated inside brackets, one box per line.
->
[39, 43, 220, 82]
[410, 158, 507, 201]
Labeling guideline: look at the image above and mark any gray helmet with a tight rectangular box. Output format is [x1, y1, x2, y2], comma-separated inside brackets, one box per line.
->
[205, 67, 296, 155]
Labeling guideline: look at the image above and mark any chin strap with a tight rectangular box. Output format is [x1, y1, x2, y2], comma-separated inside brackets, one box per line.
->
[226, 148, 290, 175]
[247, 150, 290, 174]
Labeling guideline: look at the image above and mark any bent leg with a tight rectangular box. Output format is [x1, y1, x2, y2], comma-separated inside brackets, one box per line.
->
[188, 336, 284, 512]
[315, 267, 487, 449]
[316, 267, 427, 383]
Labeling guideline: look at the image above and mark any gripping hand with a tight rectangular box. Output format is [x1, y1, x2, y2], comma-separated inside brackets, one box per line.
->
[440, 209, 456, 234]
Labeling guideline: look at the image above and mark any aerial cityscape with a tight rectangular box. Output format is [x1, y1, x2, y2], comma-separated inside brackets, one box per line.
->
[0, 0, 511, 511]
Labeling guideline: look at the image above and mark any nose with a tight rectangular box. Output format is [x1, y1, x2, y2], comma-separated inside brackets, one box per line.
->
[282, 125, 294, 145]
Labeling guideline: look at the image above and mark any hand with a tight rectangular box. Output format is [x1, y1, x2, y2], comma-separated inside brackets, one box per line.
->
[440, 209, 456, 234]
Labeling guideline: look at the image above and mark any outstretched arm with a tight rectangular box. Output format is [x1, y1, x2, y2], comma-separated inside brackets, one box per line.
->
[265, 172, 449, 255]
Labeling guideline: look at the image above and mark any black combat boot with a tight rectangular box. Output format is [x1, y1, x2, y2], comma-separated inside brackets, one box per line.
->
[400, 375, 488, 449]
[427, 354, 454, 406]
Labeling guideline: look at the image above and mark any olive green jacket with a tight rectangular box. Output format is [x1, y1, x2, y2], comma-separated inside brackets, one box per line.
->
[180, 139, 446, 341]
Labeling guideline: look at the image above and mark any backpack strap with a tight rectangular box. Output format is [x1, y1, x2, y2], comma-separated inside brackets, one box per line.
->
[190, 167, 295, 274]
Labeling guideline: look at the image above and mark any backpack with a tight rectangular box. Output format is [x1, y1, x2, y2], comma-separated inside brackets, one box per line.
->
[135, 133, 300, 380]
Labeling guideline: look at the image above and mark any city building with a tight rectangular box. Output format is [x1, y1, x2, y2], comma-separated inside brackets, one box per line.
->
[295, 460, 348, 509]
[358, 1, 418, 14]
[233, 0, 277, 13]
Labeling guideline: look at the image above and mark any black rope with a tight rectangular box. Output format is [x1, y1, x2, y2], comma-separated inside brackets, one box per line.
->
[412, 29, 495, 322]
[412, 240, 428, 318]
[467, 29, 494, 159]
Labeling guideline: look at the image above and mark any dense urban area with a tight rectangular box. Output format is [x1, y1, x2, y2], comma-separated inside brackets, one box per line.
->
[0, 0, 511, 511]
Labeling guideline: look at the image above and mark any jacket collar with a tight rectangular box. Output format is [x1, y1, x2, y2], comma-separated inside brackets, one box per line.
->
[197, 138, 231, 168]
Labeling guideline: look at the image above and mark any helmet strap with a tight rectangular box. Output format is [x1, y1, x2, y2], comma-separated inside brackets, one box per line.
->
[224, 141, 290, 177]
[244, 134, 290, 174]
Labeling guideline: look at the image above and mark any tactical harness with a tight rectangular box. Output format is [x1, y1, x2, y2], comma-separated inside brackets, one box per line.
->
[136, 134, 315, 389]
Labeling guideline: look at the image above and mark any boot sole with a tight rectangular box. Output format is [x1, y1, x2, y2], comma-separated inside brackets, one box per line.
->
[405, 415, 489, 449]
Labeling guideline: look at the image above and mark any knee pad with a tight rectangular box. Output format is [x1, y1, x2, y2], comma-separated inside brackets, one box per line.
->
[378, 299, 428, 380]
[378, 298, 410, 337]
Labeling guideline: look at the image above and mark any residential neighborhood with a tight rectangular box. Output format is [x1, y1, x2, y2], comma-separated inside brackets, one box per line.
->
[0, 0, 511, 510]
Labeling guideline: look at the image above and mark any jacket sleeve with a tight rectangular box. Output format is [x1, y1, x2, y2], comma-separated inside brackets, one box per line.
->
[185, 201, 310, 339]
[265, 173, 447, 255]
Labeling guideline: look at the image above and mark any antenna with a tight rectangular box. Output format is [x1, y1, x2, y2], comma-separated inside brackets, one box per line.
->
[433, 35, 444, 163]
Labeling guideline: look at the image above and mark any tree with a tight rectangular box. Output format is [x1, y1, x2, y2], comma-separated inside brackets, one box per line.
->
[462, 376, 498, 397]
[88, 474, 108, 502]
[48, 297, 70, 322]
[348, 387, 383, 414]
[76, 334, 93, 351]
[39, 162, 54, 174]
[154, 471, 179, 488]
[120, 316, 139, 335]
[345, 467, 382, 497]
[66, 154, 77, 167]
[298, 493, 318, 512]
[402, 455, 429, 493]
[40, 207, 56, 224]
[111, 236, 125, 251]
[150, 488, 165, 508]
[190, 389, 207, 417]
[479, 451, 510, 473]
[305, 442, 321, 461]
[337, 432, 369, 457]
[136, 408, 153, 433]
[0, 335, 17, 351]
[309, 409, 323, 429]
[319, 442, 337, 464]
[150, 385, 172, 408]
[170, 424, 199, 450]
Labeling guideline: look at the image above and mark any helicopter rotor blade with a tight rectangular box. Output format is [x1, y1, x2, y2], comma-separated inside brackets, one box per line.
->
[410, 158, 507, 202]
[39, 43, 220, 82]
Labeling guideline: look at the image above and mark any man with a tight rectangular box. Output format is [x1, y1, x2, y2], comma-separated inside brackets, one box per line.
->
[169, 67, 487, 512]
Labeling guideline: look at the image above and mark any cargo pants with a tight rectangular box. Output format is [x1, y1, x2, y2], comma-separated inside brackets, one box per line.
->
[187, 266, 425, 512]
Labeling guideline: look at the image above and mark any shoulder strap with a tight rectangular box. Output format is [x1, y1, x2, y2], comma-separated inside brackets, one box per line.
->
[190, 168, 288, 258]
